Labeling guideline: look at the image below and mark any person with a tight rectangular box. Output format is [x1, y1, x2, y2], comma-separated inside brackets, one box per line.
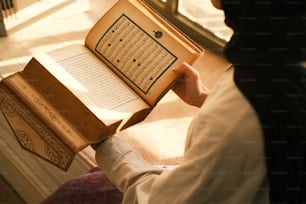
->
[41, 0, 306, 203]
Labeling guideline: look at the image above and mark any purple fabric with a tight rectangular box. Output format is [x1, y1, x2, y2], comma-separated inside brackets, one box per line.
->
[41, 167, 123, 204]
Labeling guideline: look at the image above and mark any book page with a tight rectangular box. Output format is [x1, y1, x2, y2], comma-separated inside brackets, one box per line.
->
[95, 14, 177, 95]
[36, 44, 150, 125]
[57, 50, 138, 110]
[85, 0, 204, 106]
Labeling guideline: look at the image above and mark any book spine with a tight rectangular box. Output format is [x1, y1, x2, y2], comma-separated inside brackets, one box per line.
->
[2, 74, 88, 152]
[0, 84, 75, 170]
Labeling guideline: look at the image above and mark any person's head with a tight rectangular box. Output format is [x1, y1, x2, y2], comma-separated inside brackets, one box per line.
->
[213, 0, 306, 63]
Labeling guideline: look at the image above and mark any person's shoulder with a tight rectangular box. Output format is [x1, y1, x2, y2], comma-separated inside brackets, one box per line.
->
[199, 66, 262, 137]
[204, 66, 245, 109]
[189, 66, 265, 162]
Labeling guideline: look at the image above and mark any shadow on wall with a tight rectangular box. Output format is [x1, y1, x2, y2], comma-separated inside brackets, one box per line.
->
[0, 0, 14, 36]
[0, 0, 34, 36]
[0, 0, 40, 24]
[1, 0, 14, 19]
[0, 13, 6, 36]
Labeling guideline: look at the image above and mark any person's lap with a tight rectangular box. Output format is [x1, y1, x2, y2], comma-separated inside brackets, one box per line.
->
[41, 167, 123, 204]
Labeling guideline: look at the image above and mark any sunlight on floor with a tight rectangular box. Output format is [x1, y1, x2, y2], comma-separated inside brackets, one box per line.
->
[0, 0, 104, 77]
[1, 0, 231, 77]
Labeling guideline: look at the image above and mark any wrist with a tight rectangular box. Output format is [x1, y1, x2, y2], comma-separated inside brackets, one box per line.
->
[195, 92, 207, 107]
[91, 136, 111, 150]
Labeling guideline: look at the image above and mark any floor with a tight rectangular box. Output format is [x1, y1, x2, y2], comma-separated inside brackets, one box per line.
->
[0, 175, 26, 204]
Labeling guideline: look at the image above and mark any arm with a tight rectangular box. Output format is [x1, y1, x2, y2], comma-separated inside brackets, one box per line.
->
[171, 62, 209, 107]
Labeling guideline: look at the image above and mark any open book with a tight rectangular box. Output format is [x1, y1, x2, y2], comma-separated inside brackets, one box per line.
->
[0, 0, 203, 170]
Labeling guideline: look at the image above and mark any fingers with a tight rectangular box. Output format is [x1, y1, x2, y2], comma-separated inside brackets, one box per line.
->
[171, 62, 199, 79]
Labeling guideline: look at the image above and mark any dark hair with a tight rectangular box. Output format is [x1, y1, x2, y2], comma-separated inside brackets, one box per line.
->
[221, 1, 306, 203]
[222, 0, 306, 64]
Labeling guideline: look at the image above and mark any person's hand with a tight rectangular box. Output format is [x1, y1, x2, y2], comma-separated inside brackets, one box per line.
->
[171, 62, 209, 107]
[210, 0, 222, 9]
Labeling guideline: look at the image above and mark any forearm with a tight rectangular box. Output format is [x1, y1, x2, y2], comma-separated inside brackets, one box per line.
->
[95, 136, 162, 193]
